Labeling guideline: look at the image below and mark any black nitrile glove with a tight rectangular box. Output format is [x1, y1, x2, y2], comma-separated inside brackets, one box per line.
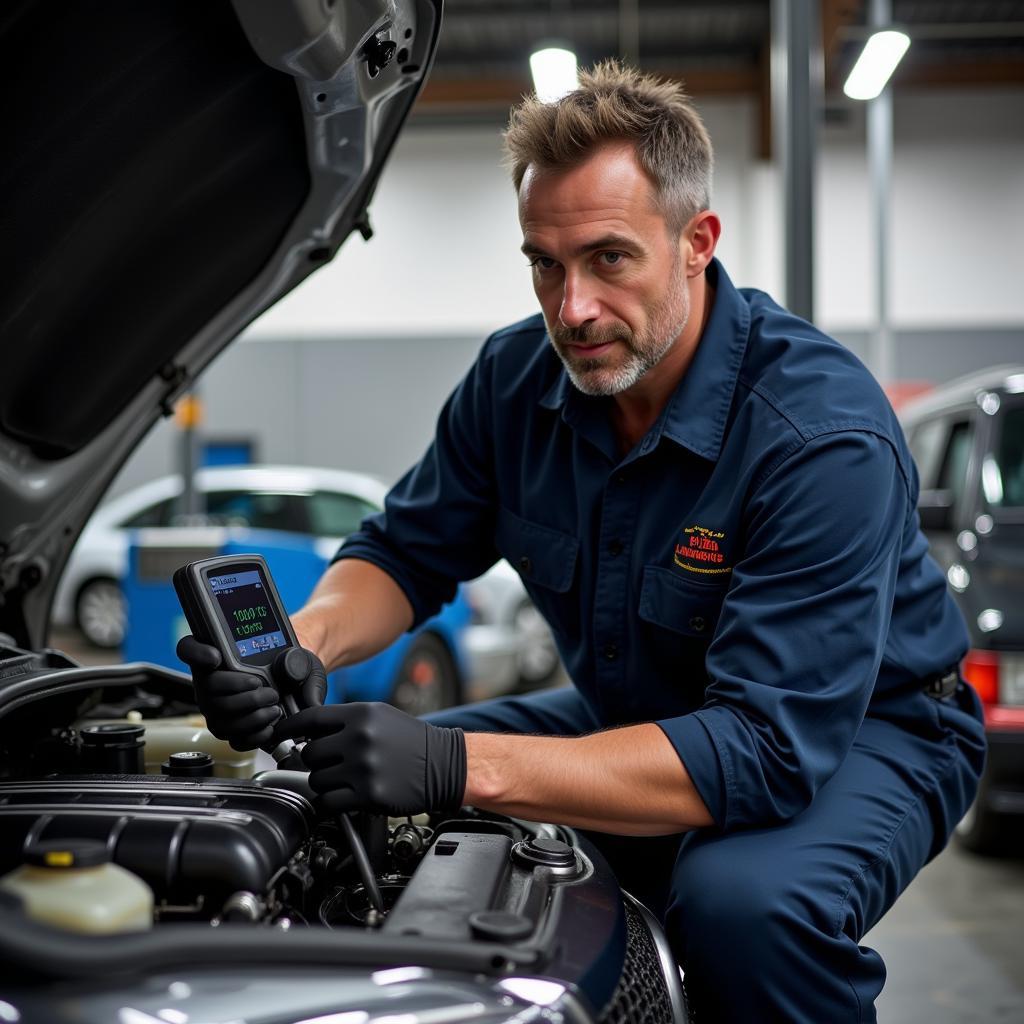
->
[274, 703, 467, 817]
[177, 635, 328, 751]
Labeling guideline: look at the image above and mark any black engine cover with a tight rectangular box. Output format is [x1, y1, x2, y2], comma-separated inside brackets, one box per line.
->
[0, 775, 314, 903]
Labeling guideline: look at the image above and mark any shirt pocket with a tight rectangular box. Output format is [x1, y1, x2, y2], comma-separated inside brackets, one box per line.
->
[495, 506, 579, 591]
[637, 567, 729, 702]
[495, 506, 581, 642]
[639, 566, 728, 637]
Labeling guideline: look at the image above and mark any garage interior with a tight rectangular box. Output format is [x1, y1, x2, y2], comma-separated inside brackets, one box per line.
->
[31, 3, 1024, 1022]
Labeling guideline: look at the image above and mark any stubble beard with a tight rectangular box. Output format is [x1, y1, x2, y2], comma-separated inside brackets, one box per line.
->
[548, 267, 690, 397]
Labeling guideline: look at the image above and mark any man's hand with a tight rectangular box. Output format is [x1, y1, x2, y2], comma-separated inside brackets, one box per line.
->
[274, 703, 467, 817]
[177, 636, 328, 751]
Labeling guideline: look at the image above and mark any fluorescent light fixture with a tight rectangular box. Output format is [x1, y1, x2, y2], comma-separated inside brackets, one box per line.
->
[529, 46, 578, 103]
[843, 30, 910, 101]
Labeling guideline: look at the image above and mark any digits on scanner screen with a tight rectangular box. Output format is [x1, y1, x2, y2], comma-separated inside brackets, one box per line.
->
[208, 569, 288, 659]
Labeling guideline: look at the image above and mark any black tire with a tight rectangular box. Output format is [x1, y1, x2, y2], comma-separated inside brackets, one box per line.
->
[390, 633, 461, 716]
[74, 577, 126, 649]
[954, 770, 1009, 855]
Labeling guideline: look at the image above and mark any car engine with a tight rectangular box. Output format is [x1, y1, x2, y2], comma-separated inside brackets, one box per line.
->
[0, 638, 688, 1024]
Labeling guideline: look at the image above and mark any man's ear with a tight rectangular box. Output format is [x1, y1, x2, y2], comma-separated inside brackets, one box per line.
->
[682, 211, 721, 277]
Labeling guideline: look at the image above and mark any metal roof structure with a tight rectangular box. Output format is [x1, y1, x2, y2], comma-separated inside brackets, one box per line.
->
[414, 0, 1024, 133]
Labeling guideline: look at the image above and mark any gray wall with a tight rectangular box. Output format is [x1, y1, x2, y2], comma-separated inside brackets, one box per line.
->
[835, 328, 1024, 381]
[106, 90, 1023, 501]
[110, 334, 485, 497]
[109, 325, 1022, 501]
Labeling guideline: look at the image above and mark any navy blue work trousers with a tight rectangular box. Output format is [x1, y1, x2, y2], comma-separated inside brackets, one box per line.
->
[427, 682, 985, 1023]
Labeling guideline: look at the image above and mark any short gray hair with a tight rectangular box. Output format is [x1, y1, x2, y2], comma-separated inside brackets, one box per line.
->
[504, 59, 713, 233]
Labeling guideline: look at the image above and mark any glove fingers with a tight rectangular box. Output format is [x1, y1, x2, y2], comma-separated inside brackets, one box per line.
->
[200, 689, 280, 717]
[274, 705, 348, 741]
[298, 672, 327, 711]
[231, 705, 283, 735]
[202, 705, 281, 746]
[316, 788, 358, 816]
[176, 635, 222, 670]
[307, 761, 358, 793]
[201, 671, 275, 699]
[228, 726, 275, 752]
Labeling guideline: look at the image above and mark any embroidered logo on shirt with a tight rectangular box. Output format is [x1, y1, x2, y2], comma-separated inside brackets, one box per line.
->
[673, 525, 732, 575]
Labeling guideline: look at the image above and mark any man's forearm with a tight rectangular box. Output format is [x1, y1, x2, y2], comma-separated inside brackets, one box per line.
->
[463, 723, 715, 836]
[290, 558, 414, 672]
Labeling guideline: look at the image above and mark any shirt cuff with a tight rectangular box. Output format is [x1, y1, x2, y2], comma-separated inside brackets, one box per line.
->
[331, 542, 437, 630]
[655, 711, 731, 829]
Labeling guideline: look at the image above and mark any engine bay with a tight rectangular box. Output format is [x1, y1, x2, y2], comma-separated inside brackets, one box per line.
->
[0, 638, 611, 969]
[0, 637, 690, 1024]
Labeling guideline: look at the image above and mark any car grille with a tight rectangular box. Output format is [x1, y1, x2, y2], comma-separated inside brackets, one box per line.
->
[600, 898, 679, 1024]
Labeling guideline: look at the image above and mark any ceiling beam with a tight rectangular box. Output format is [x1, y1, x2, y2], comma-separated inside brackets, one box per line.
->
[893, 59, 1024, 88]
[413, 57, 1024, 118]
[821, 0, 864, 90]
[415, 67, 762, 113]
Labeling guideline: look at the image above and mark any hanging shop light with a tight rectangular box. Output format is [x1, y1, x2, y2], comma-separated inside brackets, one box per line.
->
[843, 29, 911, 100]
[529, 46, 579, 103]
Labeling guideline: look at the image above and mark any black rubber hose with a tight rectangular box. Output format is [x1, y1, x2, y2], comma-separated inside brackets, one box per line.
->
[339, 812, 385, 916]
[276, 678, 384, 916]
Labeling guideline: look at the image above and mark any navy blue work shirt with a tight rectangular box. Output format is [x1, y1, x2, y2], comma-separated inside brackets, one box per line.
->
[336, 259, 969, 831]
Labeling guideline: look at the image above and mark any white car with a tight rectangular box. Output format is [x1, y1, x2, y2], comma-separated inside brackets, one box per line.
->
[52, 464, 389, 648]
[464, 559, 563, 695]
[54, 464, 559, 697]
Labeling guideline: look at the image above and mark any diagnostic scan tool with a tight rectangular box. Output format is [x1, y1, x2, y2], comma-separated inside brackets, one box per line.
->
[174, 554, 311, 766]
[173, 554, 386, 911]
[173, 554, 297, 681]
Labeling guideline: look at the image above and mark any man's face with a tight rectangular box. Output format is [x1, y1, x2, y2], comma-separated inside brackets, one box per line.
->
[518, 142, 689, 397]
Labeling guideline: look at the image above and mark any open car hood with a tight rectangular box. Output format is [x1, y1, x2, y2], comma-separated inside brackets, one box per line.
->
[0, 0, 441, 646]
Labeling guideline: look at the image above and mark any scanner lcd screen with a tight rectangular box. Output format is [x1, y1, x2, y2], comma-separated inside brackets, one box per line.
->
[206, 568, 289, 660]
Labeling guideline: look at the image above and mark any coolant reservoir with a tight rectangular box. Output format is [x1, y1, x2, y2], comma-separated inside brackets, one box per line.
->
[0, 839, 153, 934]
[76, 713, 257, 778]
[139, 714, 256, 778]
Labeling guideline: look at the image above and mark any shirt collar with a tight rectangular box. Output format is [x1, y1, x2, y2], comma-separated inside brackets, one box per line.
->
[539, 258, 750, 463]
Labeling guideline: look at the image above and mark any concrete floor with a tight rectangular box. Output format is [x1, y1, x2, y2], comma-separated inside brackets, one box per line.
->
[868, 841, 1024, 1022]
[51, 628, 1024, 1022]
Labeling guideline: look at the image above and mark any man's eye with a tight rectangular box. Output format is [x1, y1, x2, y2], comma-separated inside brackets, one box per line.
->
[529, 256, 558, 271]
[599, 251, 625, 266]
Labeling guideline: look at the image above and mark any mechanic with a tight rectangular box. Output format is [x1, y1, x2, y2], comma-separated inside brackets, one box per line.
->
[180, 61, 986, 1022]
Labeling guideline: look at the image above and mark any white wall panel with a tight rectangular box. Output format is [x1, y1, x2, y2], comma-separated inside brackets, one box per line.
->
[247, 89, 1023, 344]
[107, 88, 1023, 500]
[248, 128, 537, 341]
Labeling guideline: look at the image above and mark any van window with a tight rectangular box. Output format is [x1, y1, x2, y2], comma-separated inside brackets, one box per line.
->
[907, 418, 949, 489]
[204, 490, 310, 533]
[307, 491, 379, 537]
[995, 404, 1024, 508]
[935, 420, 974, 507]
[120, 497, 175, 529]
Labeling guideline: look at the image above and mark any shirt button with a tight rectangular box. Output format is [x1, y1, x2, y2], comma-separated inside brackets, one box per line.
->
[608, 539, 624, 557]
[689, 616, 706, 632]
[602, 643, 619, 661]
[519, 555, 533, 575]
[615, 473, 627, 485]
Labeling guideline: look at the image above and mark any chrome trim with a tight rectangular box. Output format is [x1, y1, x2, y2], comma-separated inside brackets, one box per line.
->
[622, 891, 689, 1024]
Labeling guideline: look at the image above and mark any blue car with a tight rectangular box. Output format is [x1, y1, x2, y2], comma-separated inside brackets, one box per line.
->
[122, 528, 470, 716]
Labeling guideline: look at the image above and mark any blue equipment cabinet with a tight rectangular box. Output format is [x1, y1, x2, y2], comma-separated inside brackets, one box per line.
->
[122, 527, 469, 707]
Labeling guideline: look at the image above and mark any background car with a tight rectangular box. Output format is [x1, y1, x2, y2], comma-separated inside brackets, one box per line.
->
[52, 464, 389, 649]
[54, 462, 558, 711]
[464, 557, 563, 695]
[53, 464, 470, 714]
[901, 365, 1024, 853]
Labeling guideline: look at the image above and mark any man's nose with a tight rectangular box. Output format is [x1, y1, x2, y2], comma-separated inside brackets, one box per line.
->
[558, 273, 601, 328]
